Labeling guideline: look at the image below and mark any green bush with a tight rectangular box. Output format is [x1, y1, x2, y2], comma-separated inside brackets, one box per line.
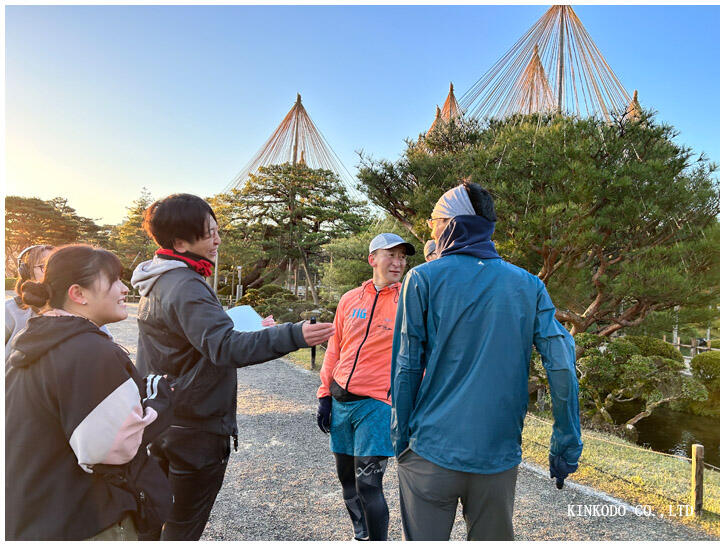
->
[258, 284, 287, 298]
[624, 335, 684, 363]
[673, 350, 720, 417]
[6, 278, 18, 291]
[710, 339, 720, 349]
[691, 351, 720, 392]
[235, 284, 335, 324]
[236, 288, 264, 308]
[216, 285, 231, 296]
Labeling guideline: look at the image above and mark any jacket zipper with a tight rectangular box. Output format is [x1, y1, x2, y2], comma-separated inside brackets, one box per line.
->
[344, 289, 380, 392]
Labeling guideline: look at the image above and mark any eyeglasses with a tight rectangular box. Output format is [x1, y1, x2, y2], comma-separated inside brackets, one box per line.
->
[204, 227, 221, 240]
[426, 217, 446, 229]
[34, 264, 45, 273]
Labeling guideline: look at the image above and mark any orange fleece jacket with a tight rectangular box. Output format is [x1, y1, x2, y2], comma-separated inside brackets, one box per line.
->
[317, 279, 400, 405]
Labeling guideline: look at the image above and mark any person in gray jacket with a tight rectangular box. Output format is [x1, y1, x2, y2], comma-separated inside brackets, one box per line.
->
[6, 245, 54, 361]
[131, 193, 334, 540]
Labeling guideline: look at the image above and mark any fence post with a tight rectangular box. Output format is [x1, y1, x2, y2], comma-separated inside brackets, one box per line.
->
[691, 338, 697, 357]
[691, 444, 704, 517]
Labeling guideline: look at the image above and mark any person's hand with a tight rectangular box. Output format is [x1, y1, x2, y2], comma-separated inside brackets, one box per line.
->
[261, 315, 276, 327]
[317, 396, 332, 433]
[549, 453, 578, 489]
[302, 320, 335, 346]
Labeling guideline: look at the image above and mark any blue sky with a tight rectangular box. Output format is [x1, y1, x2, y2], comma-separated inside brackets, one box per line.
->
[5, 5, 720, 224]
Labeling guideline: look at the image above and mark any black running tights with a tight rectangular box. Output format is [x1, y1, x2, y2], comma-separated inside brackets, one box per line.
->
[334, 453, 389, 541]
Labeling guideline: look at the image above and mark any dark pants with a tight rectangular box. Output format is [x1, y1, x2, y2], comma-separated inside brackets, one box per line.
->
[397, 449, 518, 541]
[150, 426, 230, 541]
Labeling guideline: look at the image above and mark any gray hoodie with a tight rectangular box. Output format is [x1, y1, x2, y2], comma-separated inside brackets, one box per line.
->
[5, 297, 33, 361]
[131, 256, 308, 436]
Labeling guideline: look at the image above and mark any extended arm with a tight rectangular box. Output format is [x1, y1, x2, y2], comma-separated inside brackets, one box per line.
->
[533, 282, 583, 470]
[171, 277, 308, 368]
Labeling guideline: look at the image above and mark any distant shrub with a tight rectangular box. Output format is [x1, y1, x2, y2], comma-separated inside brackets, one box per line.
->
[691, 351, 720, 393]
[235, 284, 334, 323]
[672, 350, 720, 417]
[217, 285, 231, 296]
[258, 284, 287, 298]
[624, 335, 684, 363]
[709, 339, 720, 349]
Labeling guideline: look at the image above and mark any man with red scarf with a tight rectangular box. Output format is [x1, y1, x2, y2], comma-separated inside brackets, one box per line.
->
[131, 193, 334, 540]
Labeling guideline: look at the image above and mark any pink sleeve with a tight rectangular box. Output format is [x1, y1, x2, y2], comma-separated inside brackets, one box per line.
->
[69, 378, 158, 473]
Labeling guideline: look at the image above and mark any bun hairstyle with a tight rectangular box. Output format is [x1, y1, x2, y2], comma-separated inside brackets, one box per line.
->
[463, 181, 497, 222]
[18, 281, 53, 310]
[18, 245, 123, 311]
[15, 245, 55, 297]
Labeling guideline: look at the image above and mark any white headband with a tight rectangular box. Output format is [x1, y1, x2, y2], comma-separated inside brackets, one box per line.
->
[431, 184, 476, 219]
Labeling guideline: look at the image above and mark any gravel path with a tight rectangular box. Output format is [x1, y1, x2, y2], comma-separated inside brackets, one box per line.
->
[100, 303, 714, 541]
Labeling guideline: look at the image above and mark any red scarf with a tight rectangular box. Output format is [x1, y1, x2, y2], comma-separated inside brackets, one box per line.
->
[155, 249, 214, 278]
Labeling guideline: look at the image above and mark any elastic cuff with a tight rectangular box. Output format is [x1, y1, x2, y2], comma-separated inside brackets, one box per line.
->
[292, 320, 308, 348]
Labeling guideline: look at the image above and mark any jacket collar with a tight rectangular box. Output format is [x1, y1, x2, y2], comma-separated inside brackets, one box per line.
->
[361, 279, 401, 296]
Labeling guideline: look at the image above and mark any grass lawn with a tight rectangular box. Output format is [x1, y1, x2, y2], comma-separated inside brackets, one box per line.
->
[523, 412, 719, 536]
[285, 347, 326, 371]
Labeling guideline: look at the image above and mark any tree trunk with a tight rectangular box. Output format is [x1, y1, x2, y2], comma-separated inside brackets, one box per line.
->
[293, 262, 299, 297]
[296, 244, 319, 305]
[625, 397, 675, 427]
[238, 258, 271, 289]
[247, 259, 288, 290]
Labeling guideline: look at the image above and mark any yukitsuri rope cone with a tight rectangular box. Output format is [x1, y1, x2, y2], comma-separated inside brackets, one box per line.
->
[427, 82, 463, 136]
[460, 5, 631, 121]
[226, 93, 357, 195]
[624, 89, 643, 121]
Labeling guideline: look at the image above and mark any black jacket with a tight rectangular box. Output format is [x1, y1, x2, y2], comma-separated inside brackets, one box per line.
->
[132, 259, 308, 436]
[5, 315, 172, 540]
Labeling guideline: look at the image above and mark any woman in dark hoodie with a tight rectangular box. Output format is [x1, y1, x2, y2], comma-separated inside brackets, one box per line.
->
[5, 245, 173, 540]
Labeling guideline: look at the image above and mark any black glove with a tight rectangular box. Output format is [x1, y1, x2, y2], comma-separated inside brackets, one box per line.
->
[549, 453, 578, 489]
[317, 396, 332, 433]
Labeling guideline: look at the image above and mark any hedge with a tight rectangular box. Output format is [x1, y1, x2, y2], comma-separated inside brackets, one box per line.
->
[624, 334, 684, 363]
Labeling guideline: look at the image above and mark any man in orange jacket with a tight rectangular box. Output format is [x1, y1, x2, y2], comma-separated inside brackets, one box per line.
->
[317, 233, 415, 541]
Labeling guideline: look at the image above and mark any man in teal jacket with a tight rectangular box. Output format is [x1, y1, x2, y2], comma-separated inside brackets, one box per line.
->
[390, 181, 582, 541]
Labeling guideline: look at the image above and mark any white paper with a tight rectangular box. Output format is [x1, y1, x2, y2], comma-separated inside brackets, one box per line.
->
[226, 305, 265, 332]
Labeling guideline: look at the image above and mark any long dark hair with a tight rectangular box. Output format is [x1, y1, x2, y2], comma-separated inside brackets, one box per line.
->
[19, 245, 123, 311]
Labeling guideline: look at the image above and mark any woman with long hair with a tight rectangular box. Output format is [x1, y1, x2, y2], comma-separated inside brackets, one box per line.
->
[5, 244, 173, 540]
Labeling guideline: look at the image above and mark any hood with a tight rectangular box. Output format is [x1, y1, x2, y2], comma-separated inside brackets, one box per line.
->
[7, 315, 107, 370]
[437, 215, 501, 260]
[131, 256, 188, 297]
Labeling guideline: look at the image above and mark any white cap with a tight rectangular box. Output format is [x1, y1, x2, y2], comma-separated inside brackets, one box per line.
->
[369, 233, 415, 255]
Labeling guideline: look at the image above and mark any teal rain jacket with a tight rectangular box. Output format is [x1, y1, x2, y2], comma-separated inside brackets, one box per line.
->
[390, 215, 582, 474]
